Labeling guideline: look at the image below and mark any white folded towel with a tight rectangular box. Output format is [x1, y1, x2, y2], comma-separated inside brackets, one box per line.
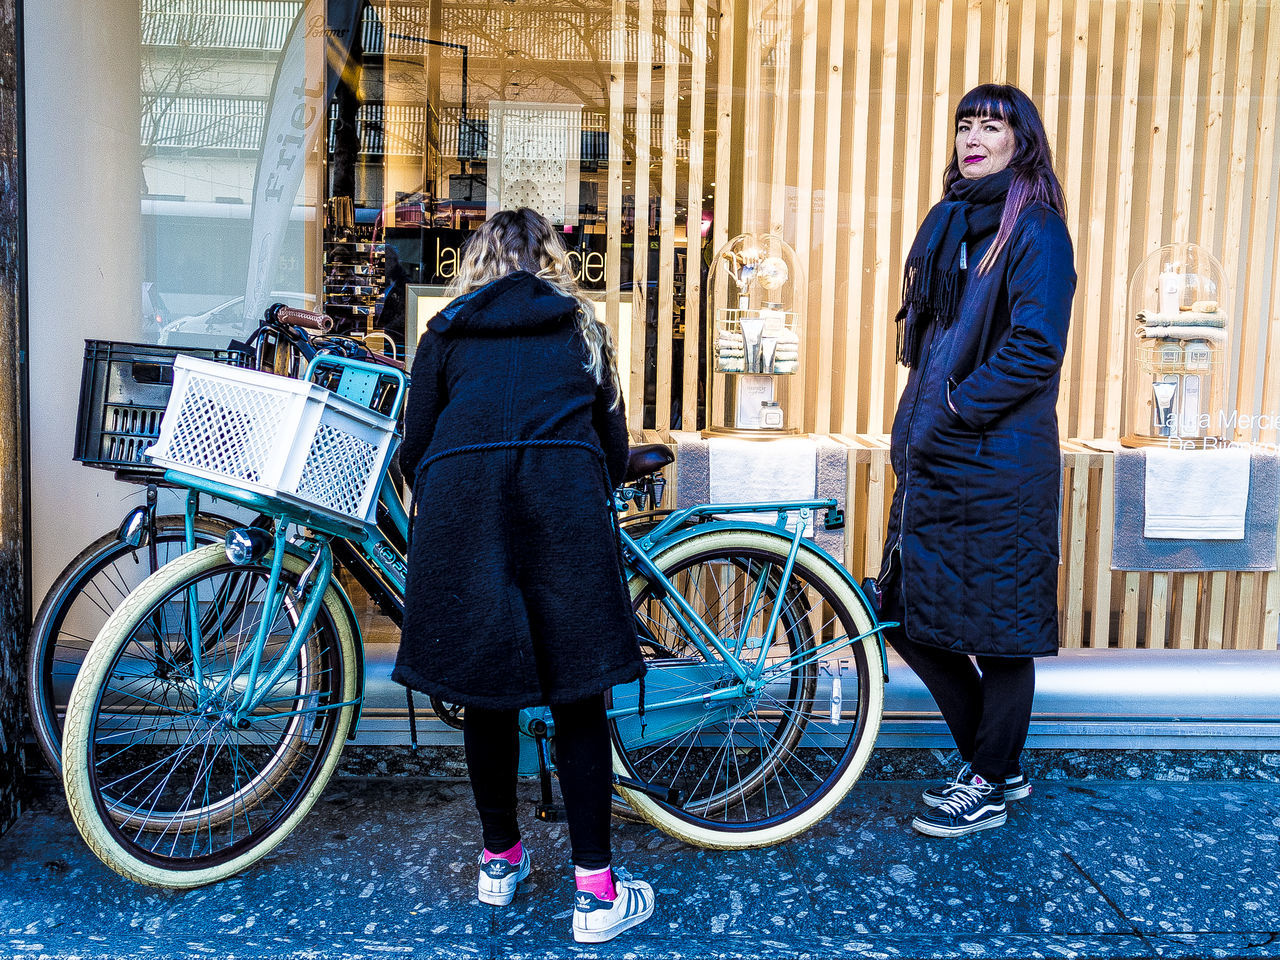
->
[710, 437, 817, 536]
[1144, 447, 1250, 539]
[1136, 325, 1227, 342]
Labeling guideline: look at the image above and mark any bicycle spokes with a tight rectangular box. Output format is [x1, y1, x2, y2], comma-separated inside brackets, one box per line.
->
[618, 533, 879, 830]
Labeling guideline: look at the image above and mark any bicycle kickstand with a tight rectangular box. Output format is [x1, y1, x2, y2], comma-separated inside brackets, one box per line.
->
[528, 718, 566, 823]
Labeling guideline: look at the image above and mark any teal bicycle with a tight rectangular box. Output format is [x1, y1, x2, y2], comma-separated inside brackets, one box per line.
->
[60, 335, 888, 888]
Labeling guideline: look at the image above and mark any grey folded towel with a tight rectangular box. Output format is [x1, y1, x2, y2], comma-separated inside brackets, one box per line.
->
[672, 432, 847, 559]
[1112, 450, 1279, 571]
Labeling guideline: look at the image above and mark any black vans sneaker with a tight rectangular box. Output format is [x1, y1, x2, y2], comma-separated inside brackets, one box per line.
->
[912, 774, 1006, 837]
[922, 762, 1031, 807]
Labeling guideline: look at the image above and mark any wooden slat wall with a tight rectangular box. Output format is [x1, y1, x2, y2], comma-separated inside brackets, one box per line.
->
[606, 0, 1280, 648]
[619, 0, 1280, 441]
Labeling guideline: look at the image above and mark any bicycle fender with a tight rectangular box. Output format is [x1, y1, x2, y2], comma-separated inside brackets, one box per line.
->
[631, 519, 891, 682]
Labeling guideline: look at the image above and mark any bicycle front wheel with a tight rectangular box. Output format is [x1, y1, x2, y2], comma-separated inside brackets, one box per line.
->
[612, 527, 883, 849]
[28, 514, 235, 776]
[62, 543, 359, 888]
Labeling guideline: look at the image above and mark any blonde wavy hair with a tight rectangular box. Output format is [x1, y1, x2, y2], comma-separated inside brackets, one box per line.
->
[447, 208, 622, 409]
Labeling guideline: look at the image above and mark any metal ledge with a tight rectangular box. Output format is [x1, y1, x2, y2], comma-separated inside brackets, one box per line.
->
[355, 644, 1280, 750]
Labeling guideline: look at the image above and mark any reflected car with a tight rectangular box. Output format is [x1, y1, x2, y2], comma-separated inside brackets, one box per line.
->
[158, 292, 314, 345]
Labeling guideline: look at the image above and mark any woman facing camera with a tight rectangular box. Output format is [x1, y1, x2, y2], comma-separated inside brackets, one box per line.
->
[877, 83, 1077, 837]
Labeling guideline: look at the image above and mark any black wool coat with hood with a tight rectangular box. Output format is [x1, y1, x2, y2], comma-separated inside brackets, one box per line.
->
[881, 203, 1076, 658]
[392, 271, 644, 708]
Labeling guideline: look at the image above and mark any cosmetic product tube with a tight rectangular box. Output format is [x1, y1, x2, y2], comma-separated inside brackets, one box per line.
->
[1153, 379, 1177, 436]
[1181, 375, 1202, 437]
[739, 312, 765, 374]
[760, 334, 778, 373]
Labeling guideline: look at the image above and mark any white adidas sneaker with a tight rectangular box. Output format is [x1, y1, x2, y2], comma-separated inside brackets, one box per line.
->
[572, 869, 655, 943]
[477, 847, 532, 906]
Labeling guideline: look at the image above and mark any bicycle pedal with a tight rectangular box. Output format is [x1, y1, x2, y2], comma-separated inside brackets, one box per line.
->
[535, 803, 567, 823]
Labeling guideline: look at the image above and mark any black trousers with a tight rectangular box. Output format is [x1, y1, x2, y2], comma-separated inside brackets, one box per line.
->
[880, 566, 1035, 781]
[462, 694, 612, 870]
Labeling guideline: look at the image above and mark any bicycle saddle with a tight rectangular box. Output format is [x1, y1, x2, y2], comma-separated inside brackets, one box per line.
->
[624, 443, 674, 482]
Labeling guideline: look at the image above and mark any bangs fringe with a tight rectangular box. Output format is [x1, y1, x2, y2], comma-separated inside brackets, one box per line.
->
[954, 88, 1013, 125]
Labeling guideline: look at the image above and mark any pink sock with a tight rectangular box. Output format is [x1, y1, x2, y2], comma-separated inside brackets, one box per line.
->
[575, 865, 616, 901]
[483, 841, 523, 865]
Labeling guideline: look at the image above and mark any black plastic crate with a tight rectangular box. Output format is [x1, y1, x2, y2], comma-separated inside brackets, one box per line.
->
[74, 340, 252, 474]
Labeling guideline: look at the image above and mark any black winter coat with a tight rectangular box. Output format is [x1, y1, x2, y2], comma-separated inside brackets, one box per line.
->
[882, 203, 1076, 658]
[392, 271, 644, 708]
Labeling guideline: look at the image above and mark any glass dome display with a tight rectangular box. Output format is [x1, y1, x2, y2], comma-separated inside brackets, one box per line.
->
[704, 233, 805, 437]
[1121, 242, 1230, 448]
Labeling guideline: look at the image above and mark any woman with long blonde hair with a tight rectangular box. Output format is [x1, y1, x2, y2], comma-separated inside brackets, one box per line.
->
[394, 208, 654, 943]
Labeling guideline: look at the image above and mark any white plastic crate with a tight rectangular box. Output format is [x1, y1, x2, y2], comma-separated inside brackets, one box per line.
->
[147, 355, 398, 527]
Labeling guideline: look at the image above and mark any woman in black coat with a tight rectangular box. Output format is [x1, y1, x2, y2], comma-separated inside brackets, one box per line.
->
[877, 84, 1076, 838]
[392, 209, 654, 943]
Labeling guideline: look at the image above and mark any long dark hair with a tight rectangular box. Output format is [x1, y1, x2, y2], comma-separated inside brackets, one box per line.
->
[944, 84, 1067, 273]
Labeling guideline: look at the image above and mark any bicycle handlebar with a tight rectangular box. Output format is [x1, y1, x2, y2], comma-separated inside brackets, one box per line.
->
[268, 304, 335, 333]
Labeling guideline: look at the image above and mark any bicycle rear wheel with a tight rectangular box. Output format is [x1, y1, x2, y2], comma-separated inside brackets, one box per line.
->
[62, 543, 358, 888]
[611, 527, 883, 849]
[27, 514, 235, 776]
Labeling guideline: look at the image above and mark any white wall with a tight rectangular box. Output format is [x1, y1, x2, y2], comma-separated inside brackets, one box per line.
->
[23, 0, 156, 598]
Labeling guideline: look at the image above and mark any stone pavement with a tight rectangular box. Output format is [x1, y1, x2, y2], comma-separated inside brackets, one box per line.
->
[2, 771, 1279, 960]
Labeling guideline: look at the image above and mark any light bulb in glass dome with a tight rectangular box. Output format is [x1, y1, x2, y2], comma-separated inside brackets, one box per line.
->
[758, 255, 789, 291]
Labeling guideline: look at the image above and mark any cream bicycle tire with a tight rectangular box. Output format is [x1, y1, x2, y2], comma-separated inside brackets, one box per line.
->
[613, 527, 884, 849]
[62, 543, 359, 888]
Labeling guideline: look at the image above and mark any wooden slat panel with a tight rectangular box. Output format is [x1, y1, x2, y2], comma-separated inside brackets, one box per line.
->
[964, 0, 981, 92]
[792, 0, 818, 431]
[766, 0, 794, 236]
[1147, 573, 1169, 649]
[1265, 494, 1280, 650]
[1101, 0, 1145, 439]
[1075, 0, 1117, 441]
[1052, 0, 1090, 438]
[742, 0, 764, 226]
[1205, 570, 1227, 649]
[866, 0, 900, 432]
[1119, 572, 1140, 647]
[990, 0, 1011, 80]
[840, 0, 874, 432]
[682, 0, 708, 429]
[653, 0, 681, 431]
[606, 0, 626, 399]
[900, 0, 926, 249]
[1217, 0, 1256, 430]
[631, 0, 654, 424]
[1196, 0, 1229, 251]
[1171, 0, 1205, 243]
[1063, 456, 1090, 648]
[928, 0, 955, 198]
[1017, 0, 1037, 92]
[1177, 574, 1199, 649]
[1041, 0, 1064, 149]
[1236, 2, 1280, 431]
[813, 0, 846, 435]
[1089, 454, 1116, 647]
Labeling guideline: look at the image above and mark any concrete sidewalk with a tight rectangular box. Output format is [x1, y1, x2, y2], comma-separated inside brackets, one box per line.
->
[2, 771, 1279, 959]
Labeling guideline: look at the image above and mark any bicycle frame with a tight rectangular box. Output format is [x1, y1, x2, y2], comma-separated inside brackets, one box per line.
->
[603, 501, 891, 741]
[167, 451, 891, 781]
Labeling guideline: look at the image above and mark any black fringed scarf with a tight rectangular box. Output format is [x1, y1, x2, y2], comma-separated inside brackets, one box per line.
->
[896, 168, 1014, 367]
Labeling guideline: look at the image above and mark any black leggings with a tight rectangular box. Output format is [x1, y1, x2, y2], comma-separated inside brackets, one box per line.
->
[886, 626, 1035, 782]
[462, 694, 612, 870]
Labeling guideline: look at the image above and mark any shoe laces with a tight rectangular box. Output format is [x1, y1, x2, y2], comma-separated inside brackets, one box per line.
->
[948, 762, 973, 788]
[936, 779, 992, 816]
